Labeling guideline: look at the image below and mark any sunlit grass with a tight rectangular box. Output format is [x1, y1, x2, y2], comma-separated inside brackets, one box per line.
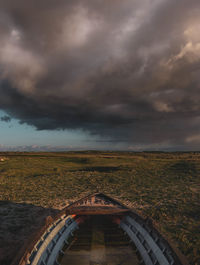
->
[0, 151, 199, 264]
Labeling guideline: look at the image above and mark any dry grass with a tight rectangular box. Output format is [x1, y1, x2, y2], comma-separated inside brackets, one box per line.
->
[0, 151, 199, 264]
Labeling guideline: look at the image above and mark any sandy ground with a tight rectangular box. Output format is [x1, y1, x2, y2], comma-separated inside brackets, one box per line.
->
[0, 201, 59, 265]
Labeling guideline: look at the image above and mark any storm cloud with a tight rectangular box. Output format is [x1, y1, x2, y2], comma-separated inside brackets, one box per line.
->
[0, 115, 11, 122]
[0, 0, 200, 149]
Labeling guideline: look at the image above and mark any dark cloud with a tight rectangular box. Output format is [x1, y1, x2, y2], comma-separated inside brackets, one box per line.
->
[0, 0, 200, 149]
[1, 115, 11, 122]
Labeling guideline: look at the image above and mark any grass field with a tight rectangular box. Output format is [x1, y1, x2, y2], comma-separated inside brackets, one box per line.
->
[0, 151, 199, 264]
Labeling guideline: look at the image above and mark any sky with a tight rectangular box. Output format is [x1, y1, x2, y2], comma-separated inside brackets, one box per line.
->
[0, 0, 200, 151]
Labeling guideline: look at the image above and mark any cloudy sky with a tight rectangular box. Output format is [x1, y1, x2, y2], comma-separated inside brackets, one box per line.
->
[0, 0, 200, 151]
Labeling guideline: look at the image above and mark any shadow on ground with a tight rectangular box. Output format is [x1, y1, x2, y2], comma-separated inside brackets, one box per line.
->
[0, 201, 59, 265]
[70, 166, 124, 172]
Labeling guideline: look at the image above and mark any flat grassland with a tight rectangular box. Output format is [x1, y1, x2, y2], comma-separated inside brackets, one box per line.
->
[0, 152, 199, 264]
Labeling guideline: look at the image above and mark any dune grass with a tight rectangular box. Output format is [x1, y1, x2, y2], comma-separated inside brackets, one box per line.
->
[0, 151, 199, 264]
